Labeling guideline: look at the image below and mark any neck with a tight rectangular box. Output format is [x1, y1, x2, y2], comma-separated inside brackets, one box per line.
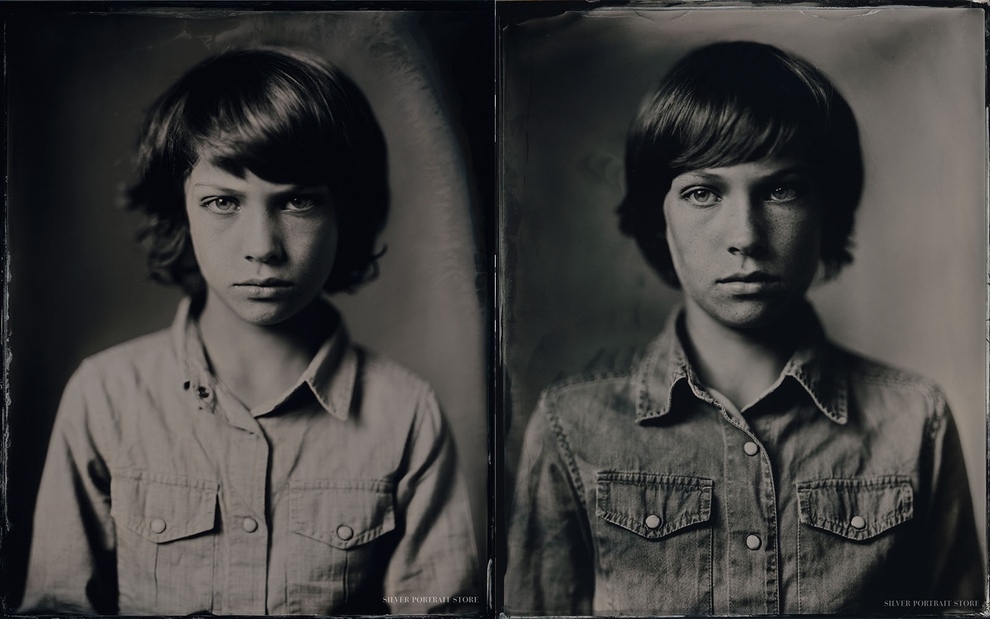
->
[197, 295, 337, 408]
[680, 302, 806, 410]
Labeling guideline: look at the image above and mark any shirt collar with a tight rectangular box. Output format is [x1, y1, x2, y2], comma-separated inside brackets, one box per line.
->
[170, 296, 357, 420]
[634, 305, 848, 425]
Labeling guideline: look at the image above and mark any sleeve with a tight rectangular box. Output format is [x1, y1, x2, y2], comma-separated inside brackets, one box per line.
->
[920, 397, 985, 606]
[20, 361, 119, 614]
[504, 392, 594, 615]
[384, 384, 481, 615]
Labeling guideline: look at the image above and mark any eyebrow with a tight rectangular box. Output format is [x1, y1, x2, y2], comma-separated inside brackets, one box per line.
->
[190, 183, 245, 194]
[762, 165, 811, 179]
[675, 165, 811, 184]
[189, 183, 330, 196]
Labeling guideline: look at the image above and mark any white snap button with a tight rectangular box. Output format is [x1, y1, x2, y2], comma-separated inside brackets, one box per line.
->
[150, 518, 166, 534]
[743, 441, 759, 456]
[242, 517, 258, 533]
[645, 514, 662, 530]
[746, 534, 762, 550]
[336, 524, 354, 541]
[850, 515, 866, 530]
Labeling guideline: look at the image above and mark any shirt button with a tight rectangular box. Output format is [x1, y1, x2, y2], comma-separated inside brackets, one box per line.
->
[150, 518, 167, 534]
[746, 534, 762, 550]
[743, 441, 759, 456]
[850, 515, 866, 530]
[242, 517, 258, 533]
[644, 514, 662, 530]
[336, 525, 354, 541]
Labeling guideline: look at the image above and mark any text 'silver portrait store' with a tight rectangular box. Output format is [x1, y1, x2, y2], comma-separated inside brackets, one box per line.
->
[2, 2, 988, 618]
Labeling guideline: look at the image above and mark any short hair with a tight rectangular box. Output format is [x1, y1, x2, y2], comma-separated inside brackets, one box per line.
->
[617, 41, 863, 287]
[126, 46, 389, 296]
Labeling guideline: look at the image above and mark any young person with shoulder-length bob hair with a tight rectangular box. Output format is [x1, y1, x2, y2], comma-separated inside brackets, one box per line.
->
[506, 41, 983, 616]
[128, 46, 390, 297]
[21, 46, 479, 616]
[618, 42, 863, 286]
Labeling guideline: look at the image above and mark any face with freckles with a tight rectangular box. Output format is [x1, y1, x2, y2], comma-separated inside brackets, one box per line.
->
[184, 159, 339, 327]
[663, 156, 823, 330]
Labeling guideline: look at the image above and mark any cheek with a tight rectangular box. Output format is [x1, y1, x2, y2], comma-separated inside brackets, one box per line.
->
[664, 224, 685, 276]
[184, 209, 207, 258]
[293, 220, 339, 272]
[663, 205, 704, 282]
[773, 213, 823, 273]
[662, 199, 682, 271]
[184, 211, 223, 270]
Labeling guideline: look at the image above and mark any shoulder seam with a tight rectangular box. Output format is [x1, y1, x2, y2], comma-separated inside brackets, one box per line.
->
[544, 368, 635, 396]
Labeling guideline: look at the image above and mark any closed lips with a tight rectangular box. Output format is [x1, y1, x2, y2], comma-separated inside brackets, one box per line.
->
[235, 279, 293, 287]
[717, 272, 779, 283]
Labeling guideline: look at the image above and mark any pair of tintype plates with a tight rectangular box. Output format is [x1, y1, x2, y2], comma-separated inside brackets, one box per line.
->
[3, 1, 987, 616]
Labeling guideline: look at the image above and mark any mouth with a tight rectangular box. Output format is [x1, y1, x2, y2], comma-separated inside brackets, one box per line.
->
[716, 272, 781, 295]
[717, 272, 780, 284]
[235, 278, 294, 288]
[233, 278, 295, 299]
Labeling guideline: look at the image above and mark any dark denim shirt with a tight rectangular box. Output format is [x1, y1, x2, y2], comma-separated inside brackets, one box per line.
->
[506, 309, 984, 615]
[22, 298, 479, 615]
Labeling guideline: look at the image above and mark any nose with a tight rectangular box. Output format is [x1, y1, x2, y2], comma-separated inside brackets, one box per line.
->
[242, 208, 285, 264]
[724, 194, 766, 258]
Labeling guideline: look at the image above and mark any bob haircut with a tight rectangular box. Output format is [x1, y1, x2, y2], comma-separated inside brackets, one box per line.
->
[126, 46, 389, 296]
[617, 41, 863, 288]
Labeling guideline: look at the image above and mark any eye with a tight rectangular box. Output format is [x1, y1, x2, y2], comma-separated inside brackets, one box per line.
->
[284, 196, 320, 212]
[202, 197, 239, 213]
[680, 187, 722, 207]
[767, 185, 800, 203]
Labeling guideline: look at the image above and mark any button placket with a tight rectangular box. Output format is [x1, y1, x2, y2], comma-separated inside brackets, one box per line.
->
[223, 423, 270, 612]
[718, 411, 781, 613]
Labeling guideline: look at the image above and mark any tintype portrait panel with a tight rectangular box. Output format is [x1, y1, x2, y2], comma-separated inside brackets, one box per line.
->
[500, 6, 986, 615]
[4, 8, 491, 614]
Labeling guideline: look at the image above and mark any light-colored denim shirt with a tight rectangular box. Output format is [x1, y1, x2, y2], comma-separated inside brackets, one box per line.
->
[21, 297, 480, 615]
[505, 308, 983, 615]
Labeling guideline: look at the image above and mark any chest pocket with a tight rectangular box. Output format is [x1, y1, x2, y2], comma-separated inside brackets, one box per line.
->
[287, 479, 396, 614]
[795, 477, 914, 613]
[797, 476, 913, 540]
[110, 471, 218, 614]
[594, 472, 714, 615]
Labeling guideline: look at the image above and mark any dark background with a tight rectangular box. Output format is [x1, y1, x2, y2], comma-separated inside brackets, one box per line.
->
[3, 7, 493, 608]
[500, 4, 987, 572]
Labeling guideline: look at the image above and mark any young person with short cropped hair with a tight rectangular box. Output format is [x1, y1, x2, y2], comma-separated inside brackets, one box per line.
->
[505, 41, 983, 615]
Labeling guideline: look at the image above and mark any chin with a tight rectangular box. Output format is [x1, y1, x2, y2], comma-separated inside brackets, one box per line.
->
[710, 297, 798, 330]
[231, 300, 303, 327]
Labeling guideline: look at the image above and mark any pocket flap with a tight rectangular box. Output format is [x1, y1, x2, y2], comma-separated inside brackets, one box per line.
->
[289, 480, 396, 549]
[110, 472, 218, 543]
[596, 472, 713, 539]
[796, 477, 913, 541]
